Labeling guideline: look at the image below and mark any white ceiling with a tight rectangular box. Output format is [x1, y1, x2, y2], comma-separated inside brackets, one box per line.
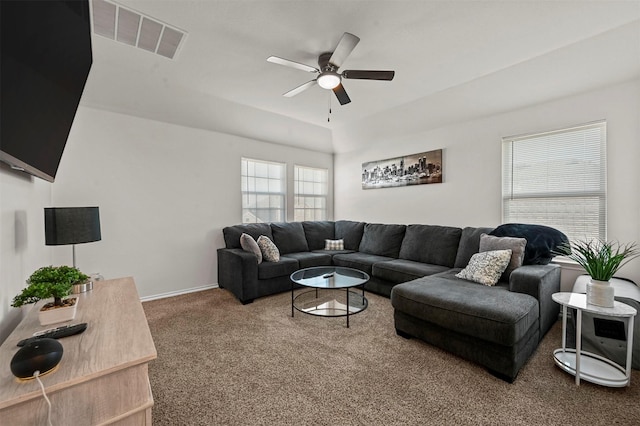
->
[80, 0, 640, 152]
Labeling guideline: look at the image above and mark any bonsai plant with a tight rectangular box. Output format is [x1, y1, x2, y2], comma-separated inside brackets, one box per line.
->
[561, 239, 640, 307]
[12, 265, 89, 325]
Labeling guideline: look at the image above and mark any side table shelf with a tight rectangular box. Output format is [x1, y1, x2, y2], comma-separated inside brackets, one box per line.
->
[552, 292, 636, 387]
[553, 349, 629, 387]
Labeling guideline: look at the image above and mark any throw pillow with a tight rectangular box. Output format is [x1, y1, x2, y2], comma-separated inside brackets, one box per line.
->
[324, 239, 344, 250]
[456, 249, 513, 286]
[489, 223, 569, 265]
[240, 233, 262, 264]
[479, 233, 526, 282]
[257, 235, 280, 262]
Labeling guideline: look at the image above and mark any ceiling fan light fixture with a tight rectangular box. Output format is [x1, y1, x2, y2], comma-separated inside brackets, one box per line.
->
[317, 72, 341, 90]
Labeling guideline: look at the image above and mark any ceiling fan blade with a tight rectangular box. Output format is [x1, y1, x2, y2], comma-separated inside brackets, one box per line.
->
[342, 70, 395, 81]
[328, 32, 360, 68]
[267, 56, 319, 73]
[332, 83, 351, 105]
[283, 80, 317, 97]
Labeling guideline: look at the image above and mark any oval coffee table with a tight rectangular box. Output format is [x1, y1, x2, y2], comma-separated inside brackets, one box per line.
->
[290, 266, 369, 328]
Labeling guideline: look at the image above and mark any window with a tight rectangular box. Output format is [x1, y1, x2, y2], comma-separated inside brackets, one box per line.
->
[241, 158, 285, 223]
[294, 165, 328, 221]
[502, 121, 606, 242]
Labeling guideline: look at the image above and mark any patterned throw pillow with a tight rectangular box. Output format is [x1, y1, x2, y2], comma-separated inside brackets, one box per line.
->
[240, 233, 262, 264]
[324, 239, 344, 250]
[456, 249, 512, 286]
[257, 235, 280, 262]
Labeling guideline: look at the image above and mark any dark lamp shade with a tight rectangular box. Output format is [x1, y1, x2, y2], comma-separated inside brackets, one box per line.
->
[45, 207, 101, 246]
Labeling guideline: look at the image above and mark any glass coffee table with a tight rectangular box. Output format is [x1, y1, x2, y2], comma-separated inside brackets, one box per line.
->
[290, 266, 369, 328]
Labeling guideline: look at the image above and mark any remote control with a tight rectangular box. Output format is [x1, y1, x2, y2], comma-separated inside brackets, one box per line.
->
[17, 323, 88, 347]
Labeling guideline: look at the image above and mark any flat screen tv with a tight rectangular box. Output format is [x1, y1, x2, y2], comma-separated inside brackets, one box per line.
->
[1, 0, 93, 182]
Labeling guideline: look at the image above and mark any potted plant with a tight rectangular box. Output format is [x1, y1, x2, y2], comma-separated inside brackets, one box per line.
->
[562, 239, 640, 307]
[12, 265, 89, 325]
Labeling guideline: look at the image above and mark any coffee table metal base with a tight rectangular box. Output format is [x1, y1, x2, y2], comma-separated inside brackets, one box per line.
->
[291, 287, 367, 328]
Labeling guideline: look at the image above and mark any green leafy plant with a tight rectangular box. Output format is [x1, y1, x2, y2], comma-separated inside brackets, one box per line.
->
[11, 265, 89, 308]
[560, 239, 640, 281]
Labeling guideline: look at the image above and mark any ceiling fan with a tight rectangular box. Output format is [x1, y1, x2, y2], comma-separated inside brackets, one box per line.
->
[267, 32, 395, 105]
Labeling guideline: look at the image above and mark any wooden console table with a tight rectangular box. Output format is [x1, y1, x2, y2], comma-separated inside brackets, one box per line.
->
[0, 277, 157, 425]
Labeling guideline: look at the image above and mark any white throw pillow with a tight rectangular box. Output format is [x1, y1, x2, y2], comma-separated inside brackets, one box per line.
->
[257, 235, 280, 262]
[456, 249, 512, 286]
[324, 239, 344, 251]
[240, 233, 262, 264]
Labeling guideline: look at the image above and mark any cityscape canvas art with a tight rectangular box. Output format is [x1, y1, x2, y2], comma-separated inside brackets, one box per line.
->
[362, 149, 443, 189]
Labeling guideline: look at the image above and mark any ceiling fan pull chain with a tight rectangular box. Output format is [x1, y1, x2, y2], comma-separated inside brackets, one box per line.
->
[328, 93, 332, 122]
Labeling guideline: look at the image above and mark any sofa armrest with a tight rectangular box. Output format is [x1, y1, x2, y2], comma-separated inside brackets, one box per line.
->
[509, 264, 561, 338]
[217, 248, 259, 304]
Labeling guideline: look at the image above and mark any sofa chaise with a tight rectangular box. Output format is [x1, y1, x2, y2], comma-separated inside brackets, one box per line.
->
[217, 220, 564, 381]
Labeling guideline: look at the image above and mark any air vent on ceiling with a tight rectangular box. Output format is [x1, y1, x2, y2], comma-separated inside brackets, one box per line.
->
[92, 0, 187, 60]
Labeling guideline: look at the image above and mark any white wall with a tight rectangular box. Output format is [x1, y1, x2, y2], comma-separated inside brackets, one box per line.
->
[50, 106, 333, 299]
[334, 79, 640, 289]
[0, 166, 52, 342]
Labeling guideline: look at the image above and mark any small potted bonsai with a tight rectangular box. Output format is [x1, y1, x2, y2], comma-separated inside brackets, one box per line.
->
[562, 239, 639, 307]
[12, 265, 89, 325]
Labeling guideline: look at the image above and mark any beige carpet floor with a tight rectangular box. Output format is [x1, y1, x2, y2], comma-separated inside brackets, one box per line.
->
[143, 288, 640, 425]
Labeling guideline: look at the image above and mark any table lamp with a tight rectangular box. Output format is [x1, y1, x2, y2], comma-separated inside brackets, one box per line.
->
[45, 207, 101, 268]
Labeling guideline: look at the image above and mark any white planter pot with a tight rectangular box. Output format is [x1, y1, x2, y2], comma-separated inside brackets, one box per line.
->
[586, 279, 615, 308]
[38, 298, 79, 326]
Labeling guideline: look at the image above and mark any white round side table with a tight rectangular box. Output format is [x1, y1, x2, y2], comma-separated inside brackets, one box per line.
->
[552, 292, 636, 387]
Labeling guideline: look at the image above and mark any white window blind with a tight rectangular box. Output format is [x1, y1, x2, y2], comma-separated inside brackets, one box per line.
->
[241, 158, 286, 223]
[502, 121, 606, 242]
[294, 165, 328, 221]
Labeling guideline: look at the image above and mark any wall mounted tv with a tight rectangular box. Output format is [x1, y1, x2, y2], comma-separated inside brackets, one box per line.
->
[1, 0, 93, 182]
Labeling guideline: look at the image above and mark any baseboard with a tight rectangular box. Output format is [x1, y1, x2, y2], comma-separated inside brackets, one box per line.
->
[140, 284, 219, 302]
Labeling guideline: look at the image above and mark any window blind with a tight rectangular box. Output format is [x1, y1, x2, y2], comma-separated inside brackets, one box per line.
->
[502, 121, 606, 242]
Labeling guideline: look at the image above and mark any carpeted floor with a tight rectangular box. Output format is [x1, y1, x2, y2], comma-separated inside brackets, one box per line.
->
[143, 288, 640, 425]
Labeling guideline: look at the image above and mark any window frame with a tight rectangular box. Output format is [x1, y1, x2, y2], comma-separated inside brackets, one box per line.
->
[293, 165, 329, 222]
[241, 157, 286, 224]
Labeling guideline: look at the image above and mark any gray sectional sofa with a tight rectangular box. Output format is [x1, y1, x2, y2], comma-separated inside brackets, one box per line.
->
[217, 220, 562, 381]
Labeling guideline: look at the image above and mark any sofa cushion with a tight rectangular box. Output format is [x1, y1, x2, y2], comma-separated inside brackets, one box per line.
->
[456, 249, 513, 286]
[489, 223, 569, 265]
[282, 252, 332, 269]
[257, 256, 299, 280]
[399, 224, 462, 267]
[332, 252, 395, 275]
[223, 223, 273, 249]
[454, 226, 495, 268]
[479, 233, 526, 282]
[372, 259, 450, 284]
[302, 221, 335, 250]
[257, 235, 280, 262]
[335, 220, 365, 250]
[271, 222, 309, 255]
[240, 233, 262, 264]
[359, 223, 406, 258]
[311, 249, 356, 256]
[390, 271, 539, 346]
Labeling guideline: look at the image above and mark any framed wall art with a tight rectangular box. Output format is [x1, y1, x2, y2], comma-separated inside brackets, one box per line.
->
[362, 149, 442, 189]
